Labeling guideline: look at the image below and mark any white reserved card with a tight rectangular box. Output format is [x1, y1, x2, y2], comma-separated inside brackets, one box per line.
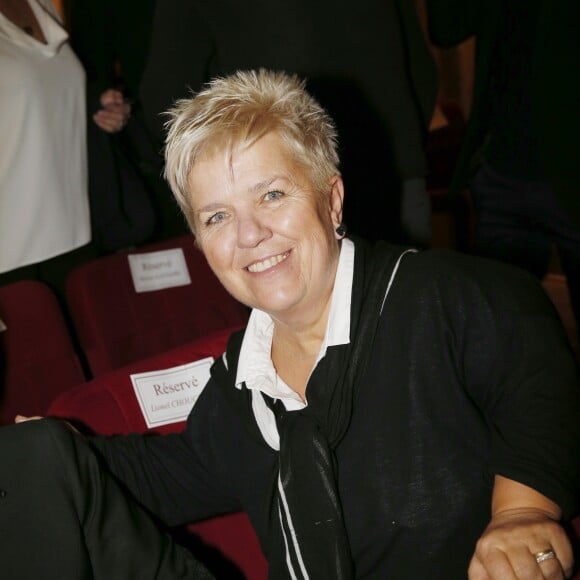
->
[128, 248, 192, 293]
[131, 357, 214, 428]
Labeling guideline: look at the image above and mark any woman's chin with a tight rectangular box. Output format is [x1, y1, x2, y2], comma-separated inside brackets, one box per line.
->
[249, 291, 303, 318]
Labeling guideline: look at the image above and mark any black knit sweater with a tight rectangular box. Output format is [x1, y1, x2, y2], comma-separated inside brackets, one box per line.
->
[94, 246, 580, 578]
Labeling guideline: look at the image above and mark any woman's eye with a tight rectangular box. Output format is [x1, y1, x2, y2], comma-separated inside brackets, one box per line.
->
[206, 211, 227, 225]
[264, 190, 284, 202]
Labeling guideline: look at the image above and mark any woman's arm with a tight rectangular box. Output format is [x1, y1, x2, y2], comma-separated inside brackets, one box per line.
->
[442, 254, 580, 578]
[412, 250, 580, 578]
[90, 427, 238, 527]
[469, 476, 574, 578]
[14, 413, 237, 527]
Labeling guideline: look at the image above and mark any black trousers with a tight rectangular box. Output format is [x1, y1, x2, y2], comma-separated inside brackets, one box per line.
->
[0, 419, 213, 580]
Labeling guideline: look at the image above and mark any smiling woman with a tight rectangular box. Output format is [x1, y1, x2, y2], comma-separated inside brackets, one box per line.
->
[160, 70, 580, 579]
[1, 70, 579, 579]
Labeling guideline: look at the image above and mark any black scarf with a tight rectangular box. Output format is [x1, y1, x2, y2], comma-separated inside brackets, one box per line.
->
[212, 237, 413, 579]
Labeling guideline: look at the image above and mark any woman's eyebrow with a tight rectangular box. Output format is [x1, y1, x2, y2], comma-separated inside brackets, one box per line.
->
[196, 201, 225, 214]
[249, 175, 285, 193]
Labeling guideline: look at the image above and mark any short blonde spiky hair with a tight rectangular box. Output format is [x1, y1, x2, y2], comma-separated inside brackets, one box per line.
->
[163, 69, 340, 226]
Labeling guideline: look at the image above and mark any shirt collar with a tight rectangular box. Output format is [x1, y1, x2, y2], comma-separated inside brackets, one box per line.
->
[0, 0, 68, 56]
[235, 238, 354, 409]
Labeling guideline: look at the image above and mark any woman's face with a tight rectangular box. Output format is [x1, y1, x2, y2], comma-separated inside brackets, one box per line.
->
[187, 132, 344, 327]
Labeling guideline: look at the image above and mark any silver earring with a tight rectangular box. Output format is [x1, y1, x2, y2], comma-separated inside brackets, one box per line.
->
[335, 223, 347, 238]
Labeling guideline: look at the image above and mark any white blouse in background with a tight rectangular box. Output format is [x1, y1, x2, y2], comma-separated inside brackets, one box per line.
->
[0, 0, 90, 274]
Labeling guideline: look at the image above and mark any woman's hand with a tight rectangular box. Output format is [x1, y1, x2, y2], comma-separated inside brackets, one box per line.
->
[93, 88, 131, 133]
[468, 476, 574, 579]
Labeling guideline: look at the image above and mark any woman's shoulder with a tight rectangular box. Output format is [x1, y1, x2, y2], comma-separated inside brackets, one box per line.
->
[401, 247, 536, 286]
[392, 247, 553, 318]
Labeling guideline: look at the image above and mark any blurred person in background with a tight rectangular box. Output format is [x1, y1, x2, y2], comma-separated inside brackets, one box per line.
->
[426, 0, 580, 340]
[64, 0, 174, 250]
[0, 0, 129, 301]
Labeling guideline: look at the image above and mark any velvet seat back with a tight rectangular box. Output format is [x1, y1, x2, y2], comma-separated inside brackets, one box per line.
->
[0, 280, 85, 425]
[65, 234, 249, 377]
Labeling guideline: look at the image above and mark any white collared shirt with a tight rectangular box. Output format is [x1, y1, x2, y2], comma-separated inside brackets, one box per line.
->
[235, 238, 354, 415]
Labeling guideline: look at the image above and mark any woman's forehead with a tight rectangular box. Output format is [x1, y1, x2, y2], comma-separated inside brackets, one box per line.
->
[188, 133, 305, 193]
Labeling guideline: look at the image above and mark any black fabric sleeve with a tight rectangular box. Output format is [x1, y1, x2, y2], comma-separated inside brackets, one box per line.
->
[89, 380, 240, 527]
[426, 251, 580, 519]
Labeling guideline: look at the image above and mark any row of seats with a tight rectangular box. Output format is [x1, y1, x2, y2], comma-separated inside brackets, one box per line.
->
[0, 235, 265, 578]
[67, 233, 249, 377]
[0, 279, 85, 424]
[0, 234, 249, 423]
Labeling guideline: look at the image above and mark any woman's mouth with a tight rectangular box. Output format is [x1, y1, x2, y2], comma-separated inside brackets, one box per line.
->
[247, 251, 290, 273]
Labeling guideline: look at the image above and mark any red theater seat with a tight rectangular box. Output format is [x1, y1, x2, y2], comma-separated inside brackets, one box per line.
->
[48, 326, 237, 435]
[0, 280, 85, 425]
[48, 326, 268, 580]
[65, 234, 249, 377]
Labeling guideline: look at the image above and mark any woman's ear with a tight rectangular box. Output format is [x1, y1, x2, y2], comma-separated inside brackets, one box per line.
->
[329, 175, 345, 232]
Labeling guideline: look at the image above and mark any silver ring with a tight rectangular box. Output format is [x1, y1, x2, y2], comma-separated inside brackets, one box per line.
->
[534, 550, 557, 564]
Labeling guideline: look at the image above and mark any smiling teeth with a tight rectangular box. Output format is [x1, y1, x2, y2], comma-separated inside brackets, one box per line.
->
[248, 252, 289, 273]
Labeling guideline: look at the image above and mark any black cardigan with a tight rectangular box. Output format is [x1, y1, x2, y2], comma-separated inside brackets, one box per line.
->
[93, 247, 580, 578]
[426, 0, 580, 226]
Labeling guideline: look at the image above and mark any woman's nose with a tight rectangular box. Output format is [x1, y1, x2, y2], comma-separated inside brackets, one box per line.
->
[236, 213, 271, 247]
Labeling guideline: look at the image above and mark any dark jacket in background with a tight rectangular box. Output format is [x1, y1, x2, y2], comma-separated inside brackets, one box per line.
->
[64, 0, 170, 251]
[140, 0, 438, 243]
[427, 0, 580, 226]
